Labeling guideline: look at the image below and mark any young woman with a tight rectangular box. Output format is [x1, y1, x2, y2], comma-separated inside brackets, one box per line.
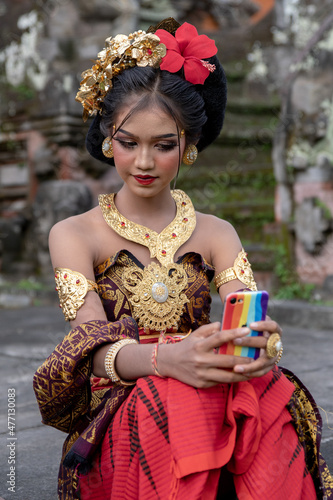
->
[33, 19, 332, 499]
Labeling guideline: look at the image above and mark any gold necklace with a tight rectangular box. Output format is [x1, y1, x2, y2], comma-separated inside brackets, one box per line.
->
[99, 189, 196, 265]
[99, 189, 196, 331]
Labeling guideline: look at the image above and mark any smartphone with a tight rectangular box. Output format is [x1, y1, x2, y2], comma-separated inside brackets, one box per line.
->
[219, 290, 269, 360]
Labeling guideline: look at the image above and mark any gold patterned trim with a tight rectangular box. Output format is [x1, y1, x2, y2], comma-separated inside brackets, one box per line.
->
[98, 189, 196, 266]
[54, 268, 98, 321]
[214, 249, 257, 291]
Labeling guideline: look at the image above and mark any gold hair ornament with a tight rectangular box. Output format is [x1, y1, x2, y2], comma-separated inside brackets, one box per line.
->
[214, 249, 257, 291]
[76, 31, 166, 121]
[182, 144, 198, 165]
[104, 338, 138, 385]
[54, 268, 98, 321]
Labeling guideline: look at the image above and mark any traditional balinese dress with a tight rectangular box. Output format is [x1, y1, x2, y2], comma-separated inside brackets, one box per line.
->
[33, 190, 333, 500]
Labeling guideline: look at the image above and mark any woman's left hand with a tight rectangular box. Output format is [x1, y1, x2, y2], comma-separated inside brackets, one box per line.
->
[232, 317, 282, 378]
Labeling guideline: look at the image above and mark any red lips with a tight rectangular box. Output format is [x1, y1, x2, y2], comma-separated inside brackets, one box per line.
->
[134, 175, 156, 185]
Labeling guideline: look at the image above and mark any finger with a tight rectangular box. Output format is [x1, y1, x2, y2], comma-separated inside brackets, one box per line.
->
[237, 363, 275, 379]
[249, 319, 282, 335]
[205, 352, 253, 369]
[203, 367, 253, 384]
[233, 356, 275, 376]
[203, 327, 250, 351]
[192, 322, 221, 339]
[233, 334, 268, 349]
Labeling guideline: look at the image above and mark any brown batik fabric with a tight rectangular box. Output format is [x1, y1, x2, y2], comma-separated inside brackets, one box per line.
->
[94, 250, 215, 330]
[282, 367, 333, 499]
[33, 316, 139, 499]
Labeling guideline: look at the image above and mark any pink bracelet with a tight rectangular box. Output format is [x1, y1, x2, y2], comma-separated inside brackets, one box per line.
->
[151, 343, 166, 378]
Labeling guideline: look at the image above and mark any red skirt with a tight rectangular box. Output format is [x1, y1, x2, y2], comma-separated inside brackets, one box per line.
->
[79, 368, 316, 499]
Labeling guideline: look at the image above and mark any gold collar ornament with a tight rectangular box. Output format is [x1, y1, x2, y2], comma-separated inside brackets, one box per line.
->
[99, 190, 196, 331]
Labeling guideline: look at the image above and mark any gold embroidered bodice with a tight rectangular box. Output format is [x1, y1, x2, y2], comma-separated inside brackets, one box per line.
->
[98, 190, 197, 331]
[94, 250, 214, 333]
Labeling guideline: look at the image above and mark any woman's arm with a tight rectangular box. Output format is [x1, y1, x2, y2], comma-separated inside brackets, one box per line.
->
[49, 217, 108, 327]
[207, 214, 280, 378]
[49, 217, 158, 381]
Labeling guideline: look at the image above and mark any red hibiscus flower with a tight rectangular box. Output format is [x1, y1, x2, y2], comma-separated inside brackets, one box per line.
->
[155, 23, 217, 85]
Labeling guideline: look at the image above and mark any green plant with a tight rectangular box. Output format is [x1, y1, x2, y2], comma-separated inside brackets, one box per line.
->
[16, 278, 44, 292]
[314, 198, 332, 221]
[272, 244, 315, 300]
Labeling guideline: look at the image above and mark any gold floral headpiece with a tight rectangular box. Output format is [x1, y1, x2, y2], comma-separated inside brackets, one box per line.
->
[76, 18, 218, 122]
[76, 31, 166, 121]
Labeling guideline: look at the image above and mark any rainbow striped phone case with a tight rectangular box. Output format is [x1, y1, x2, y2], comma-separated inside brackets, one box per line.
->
[219, 290, 269, 360]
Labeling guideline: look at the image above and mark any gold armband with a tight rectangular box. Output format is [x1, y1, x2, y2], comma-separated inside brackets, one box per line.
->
[54, 268, 99, 321]
[214, 249, 257, 291]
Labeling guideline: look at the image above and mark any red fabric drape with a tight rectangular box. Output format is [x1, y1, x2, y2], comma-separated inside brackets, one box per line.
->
[79, 368, 317, 499]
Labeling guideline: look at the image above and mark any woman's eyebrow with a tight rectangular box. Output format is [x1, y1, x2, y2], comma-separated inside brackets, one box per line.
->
[117, 128, 177, 139]
[153, 133, 178, 139]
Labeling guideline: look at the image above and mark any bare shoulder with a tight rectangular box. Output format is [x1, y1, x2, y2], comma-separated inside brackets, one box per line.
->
[49, 207, 102, 277]
[196, 212, 238, 236]
[195, 212, 241, 245]
[195, 212, 242, 268]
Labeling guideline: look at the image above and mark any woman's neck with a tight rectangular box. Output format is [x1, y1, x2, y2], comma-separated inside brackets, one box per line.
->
[114, 186, 177, 233]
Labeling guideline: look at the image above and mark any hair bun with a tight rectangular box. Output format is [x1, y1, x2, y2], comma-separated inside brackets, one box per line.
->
[196, 55, 227, 152]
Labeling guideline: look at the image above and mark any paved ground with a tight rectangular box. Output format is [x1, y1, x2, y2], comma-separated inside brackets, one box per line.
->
[0, 299, 332, 500]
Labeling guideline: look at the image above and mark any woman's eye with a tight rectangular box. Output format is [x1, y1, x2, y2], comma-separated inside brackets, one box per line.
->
[157, 142, 178, 152]
[115, 139, 136, 149]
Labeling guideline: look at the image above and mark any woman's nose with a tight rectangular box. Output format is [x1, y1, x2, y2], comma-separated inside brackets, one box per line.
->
[134, 146, 154, 170]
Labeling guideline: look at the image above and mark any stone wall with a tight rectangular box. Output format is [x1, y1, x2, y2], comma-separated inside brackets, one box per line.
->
[0, 0, 276, 275]
[0, 0, 142, 273]
[2, 0, 333, 293]
[268, 0, 333, 290]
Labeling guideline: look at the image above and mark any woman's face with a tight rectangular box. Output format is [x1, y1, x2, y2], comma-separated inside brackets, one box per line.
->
[111, 103, 186, 198]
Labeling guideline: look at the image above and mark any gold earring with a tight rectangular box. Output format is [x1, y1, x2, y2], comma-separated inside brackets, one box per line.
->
[182, 144, 198, 165]
[102, 137, 113, 158]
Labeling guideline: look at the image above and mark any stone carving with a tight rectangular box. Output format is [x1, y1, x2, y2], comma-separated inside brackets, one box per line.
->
[294, 197, 332, 254]
[29, 180, 93, 271]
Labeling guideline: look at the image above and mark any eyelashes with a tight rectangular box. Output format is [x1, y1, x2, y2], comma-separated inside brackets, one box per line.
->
[114, 139, 136, 149]
[158, 143, 178, 152]
[114, 138, 178, 152]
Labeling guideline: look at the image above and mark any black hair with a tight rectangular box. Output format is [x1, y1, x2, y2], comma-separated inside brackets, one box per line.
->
[100, 66, 207, 147]
[85, 54, 227, 165]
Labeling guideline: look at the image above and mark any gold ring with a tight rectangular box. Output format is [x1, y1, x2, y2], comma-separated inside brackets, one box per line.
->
[266, 333, 283, 363]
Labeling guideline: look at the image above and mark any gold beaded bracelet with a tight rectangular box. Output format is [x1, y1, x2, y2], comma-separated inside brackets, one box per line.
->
[104, 338, 138, 386]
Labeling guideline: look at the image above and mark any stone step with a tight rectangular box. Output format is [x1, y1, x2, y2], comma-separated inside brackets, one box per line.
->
[219, 110, 277, 143]
[179, 163, 275, 190]
[194, 142, 273, 170]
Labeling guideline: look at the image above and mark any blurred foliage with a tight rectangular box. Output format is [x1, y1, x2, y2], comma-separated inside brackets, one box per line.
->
[272, 244, 315, 300]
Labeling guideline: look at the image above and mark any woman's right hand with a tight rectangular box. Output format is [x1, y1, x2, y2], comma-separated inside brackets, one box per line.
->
[157, 322, 274, 388]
